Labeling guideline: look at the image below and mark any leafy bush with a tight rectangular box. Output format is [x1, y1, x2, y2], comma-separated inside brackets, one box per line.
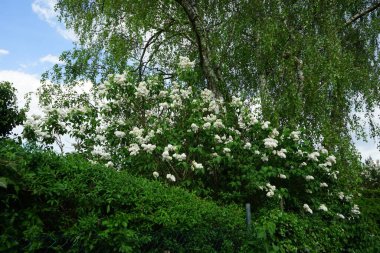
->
[25, 66, 360, 220]
[0, 139, 247, 252]
[18, 60, 379, 252]
[361, 157, 380, 189]
[0, 81, 25, 136]
[247, 208, 380, 253]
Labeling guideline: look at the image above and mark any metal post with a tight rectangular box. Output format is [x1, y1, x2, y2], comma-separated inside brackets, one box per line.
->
[245, 203, 251, 229]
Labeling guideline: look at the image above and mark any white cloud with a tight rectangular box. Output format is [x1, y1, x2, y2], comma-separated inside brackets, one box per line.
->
[0, 49, 9, 56]
[40, 54, 64, 64]
[32, 0, 77, 42]
[31, 0, 56, 25]
[57, 27, 77, 41]
[356, 140, 380, 161]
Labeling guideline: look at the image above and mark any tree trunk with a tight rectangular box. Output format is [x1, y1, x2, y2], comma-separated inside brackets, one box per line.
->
[175, 0, 221, 96]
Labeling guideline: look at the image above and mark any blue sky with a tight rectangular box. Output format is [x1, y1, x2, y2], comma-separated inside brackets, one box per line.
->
[0, 0, 73, 74]
[0, 0, 379, 160]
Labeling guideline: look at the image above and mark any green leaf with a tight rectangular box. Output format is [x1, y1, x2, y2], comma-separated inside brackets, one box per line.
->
[0, 177, 7, 189]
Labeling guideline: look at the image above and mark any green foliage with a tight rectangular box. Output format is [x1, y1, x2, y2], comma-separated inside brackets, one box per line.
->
[362, 157, 380, 189]
[357, 157, 380, 241]
[248, 209, 380, 253]
[0, 81, 25, 137]
[48, 0, 380, 152]
[0, 139, 248, 252]
[27, 71, 361, 220]
[21, 54, 379, 252]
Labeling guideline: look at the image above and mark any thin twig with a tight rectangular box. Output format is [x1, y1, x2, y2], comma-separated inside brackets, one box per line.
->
[346, 2, 380, 26]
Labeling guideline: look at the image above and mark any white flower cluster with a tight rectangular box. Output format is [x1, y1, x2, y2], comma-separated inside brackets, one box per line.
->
[213, 119, 225, 129]
[223, 147, 231, 154]
[351, 204, 360, 215]
[162, 144, 177, 161]
[135, 81, 149, 97]
[243, 142, 252, 149]
[96, 134, 106, 142]
[168, 83, 189, 108]
[290, 131, 301, 141]
[106, 161, 114, 168]
[303, 204, 313, 214]
[231, 96, 243, 107]
[326, 155, 336, 164]
[265, 183, 276, 197]
[191, 123, 199, 133]
[91, 146, 111, 159]
[274, 148, 287, 159]
[261, 121, 270, 129]
[203, 122, 211, 129]
[141, 143, 156, 153]
[166, 173, 176, 182]
[320, 147, 328, 154]
[269, 128, 279, 138]
[162, 150, 171, 161]
[114, 130, 126, 138]
[173, 153, 187, 161]
[200, 89, 214, 103]
[113, 72, 127, 84]
[336, 213, 345, 219]
[192, 161, 204, 170]
[308, 152, 320, 161]
[318, 204, 328, 212]
[178, 56, 195, 69]
[263, 137, 278, 149]
[128, 143, 140, 156]
[24, 114, 56, 140]
[129, 126, 144, 139]
[129, 127, 155, 145]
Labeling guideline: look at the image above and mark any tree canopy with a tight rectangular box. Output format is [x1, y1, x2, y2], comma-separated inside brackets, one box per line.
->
[0, 81, 24, 137]
[46, 0, 380, 152]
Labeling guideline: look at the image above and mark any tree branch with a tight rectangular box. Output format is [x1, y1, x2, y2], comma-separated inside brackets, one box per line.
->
[175, 0, 221, 95]
[346, 2, 380, 26]
[138, 30, 164, 81]
[137, 20, 175, 80]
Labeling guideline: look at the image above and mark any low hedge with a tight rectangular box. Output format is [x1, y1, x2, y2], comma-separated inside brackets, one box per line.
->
[1, 139, 379, 252]
[0, 140, 248, 252]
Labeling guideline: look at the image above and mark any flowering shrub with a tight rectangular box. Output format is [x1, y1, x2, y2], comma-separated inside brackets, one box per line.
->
[23, 59, 360, 220]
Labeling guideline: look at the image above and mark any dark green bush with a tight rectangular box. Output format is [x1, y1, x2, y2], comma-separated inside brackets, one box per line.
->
[0, 140, 247, 252]
[0, 81, 25, 137]
[247, 208, 380, 253]
[1, 140, 379, 252]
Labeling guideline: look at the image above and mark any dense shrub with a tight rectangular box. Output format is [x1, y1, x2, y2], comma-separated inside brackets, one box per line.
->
[26, 67, 360, 219]
[3, 134, 379, 253]
[247, 208, 380, 253]
[17, 61, 379, 252]
[0, 139, 247, 252]
[0, 81, 25, 136]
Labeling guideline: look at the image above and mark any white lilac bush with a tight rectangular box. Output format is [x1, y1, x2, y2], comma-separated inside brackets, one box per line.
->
[23, 57, 360, 219]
